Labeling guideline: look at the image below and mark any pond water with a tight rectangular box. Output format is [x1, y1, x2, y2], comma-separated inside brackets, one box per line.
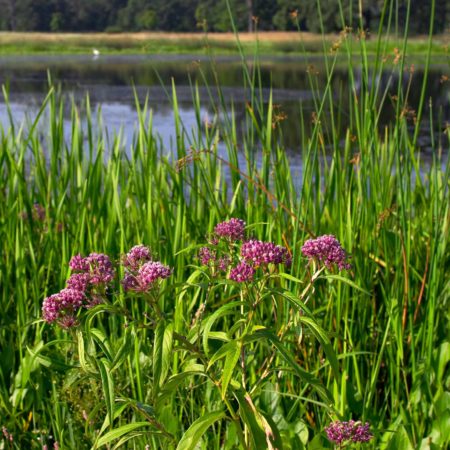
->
[0, 54, 448, 158]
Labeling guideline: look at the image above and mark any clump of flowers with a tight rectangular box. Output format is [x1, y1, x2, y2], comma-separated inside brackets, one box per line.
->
[241, 239, 291, 267]
[301, 235, 351, 271]
[122, 245, 152, 271]
[69, 254, 90, 272]
[69, 253, 115, 285]
[42, 288, 86, 328]
[42, 252, 116, 328]
[325, 420, 373, 445]
[68, 253, 115, 285]
[129, 261, 172, 292]
[67, 252, 115, 307]
[199, 247, 216, 266]
[229, 262, 255, 282]
[42, 246, 173, 327]
[198, 218, 291, 283]
[213, 218, 246, 242]
[121, 245, 172, 292]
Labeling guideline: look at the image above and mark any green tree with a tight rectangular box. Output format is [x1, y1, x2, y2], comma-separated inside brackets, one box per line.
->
[272, 0, 302, 30]
[196, 0, 248, 31]
[253, 0, 279, 30]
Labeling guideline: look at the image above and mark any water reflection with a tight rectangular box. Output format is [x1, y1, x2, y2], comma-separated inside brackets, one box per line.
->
[0, 54, 448, 154]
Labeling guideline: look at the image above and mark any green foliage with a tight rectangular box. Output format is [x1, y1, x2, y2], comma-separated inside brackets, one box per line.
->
[0, 1, 449, 448]
[0, 0, 448, 33]
[196, 0, 249, 32]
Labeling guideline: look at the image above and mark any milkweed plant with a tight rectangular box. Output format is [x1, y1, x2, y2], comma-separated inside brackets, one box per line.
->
[40, 219, 372, 449]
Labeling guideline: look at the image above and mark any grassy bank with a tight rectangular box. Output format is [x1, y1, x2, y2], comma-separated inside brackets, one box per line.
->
[0, 31, 449, 57]
[1, 4, 450, 450]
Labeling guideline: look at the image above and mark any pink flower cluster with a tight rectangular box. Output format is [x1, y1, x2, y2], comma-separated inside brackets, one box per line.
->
[121, 245, 172, 292]
[241, 240, 292, 267]
[229, 262, 255, 282]
[198, 247, 231, 272]
[42, 288, 85, 328]
[122, 245, 152, 271]
[199, 247, 215, 266]
[66, 252, 115, 305]
[42, 252, 115, 328]
[325, 420, 373, 445]
[213, 218, 246, 241]
[199, 218, 291, 283]
[42, 246, 173, 327]
[69, 253, 115, 285]
[301, 235, 351, 271]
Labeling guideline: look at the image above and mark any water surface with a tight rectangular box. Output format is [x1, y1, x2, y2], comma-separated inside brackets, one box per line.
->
[0, 54, 448, 158]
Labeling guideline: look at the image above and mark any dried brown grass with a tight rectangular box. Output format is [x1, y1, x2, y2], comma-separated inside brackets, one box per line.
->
[0, 31, 337, 44]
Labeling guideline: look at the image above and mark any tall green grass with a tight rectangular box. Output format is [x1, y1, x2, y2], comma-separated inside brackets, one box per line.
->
[1, 0, 449, 448]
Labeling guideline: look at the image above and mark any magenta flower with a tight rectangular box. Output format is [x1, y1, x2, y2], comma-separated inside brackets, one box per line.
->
[121, 273, 139, 291]
[66, 273, 91, 292]
[217, 255, 231, 272]
[138, 261, 172, 286]
[85, 253, 115, 284]
[69, 254, 89, 272]
[69, 253, 115, 284]
[325, 420, 373, 445]
[123, 261, 172, 292]
[229, 262, 255, 282]
[301, 235, 351, 270]
[214, 218, 246, 241]
[42, 288, 85, 328]
[123, 245, 152, 271]
[198, 247, 216, 265]
[240, 239, 291, 267]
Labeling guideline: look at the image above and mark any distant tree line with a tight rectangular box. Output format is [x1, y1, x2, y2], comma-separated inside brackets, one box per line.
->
[0, 0, 448, 34]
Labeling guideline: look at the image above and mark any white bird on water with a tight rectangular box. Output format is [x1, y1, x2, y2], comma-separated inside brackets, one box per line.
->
[92, 48, 100, 57]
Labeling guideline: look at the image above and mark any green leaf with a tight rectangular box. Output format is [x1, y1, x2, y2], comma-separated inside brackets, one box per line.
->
[320, 274, 371, 296]
[207, 331, 230, 342]
[27, 344, 76, 371]
[434, 342, 450, 384]
[208, 340, 238, 368]
[110, 328, 133, 372]
[234, 389, 270, 450]
[221, 340, 242, 399]
[259, 410, 285, 450]
[158, 370, 207, 404]
[95, 422, 152, 448]
[297, 315, 339, 379]
[90, 328, 113, 361]
[98, 358, 115, 430]
[256, 329, 333, 404]
[154, 319, 173, 388]
[77, 330, 95, 374]
[161, 322, 174, 387]
[176, 410, 225, 450]
[97, 402, 129, 438]
[202, 301, 245, 356]
[386, 425, 413, 450]
[278, 273, 304, 284]
[269, 289, 313, 316]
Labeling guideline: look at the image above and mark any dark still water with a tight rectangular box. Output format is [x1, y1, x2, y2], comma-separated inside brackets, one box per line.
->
[0, 54, 449, 155]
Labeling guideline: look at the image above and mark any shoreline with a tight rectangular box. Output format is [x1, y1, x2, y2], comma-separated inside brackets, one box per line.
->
[0, 31, 448, 56]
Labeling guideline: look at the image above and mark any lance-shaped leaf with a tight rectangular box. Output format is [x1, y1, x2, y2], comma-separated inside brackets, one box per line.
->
[176, 410, 226, 450]
[153, 319, 174, 388]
